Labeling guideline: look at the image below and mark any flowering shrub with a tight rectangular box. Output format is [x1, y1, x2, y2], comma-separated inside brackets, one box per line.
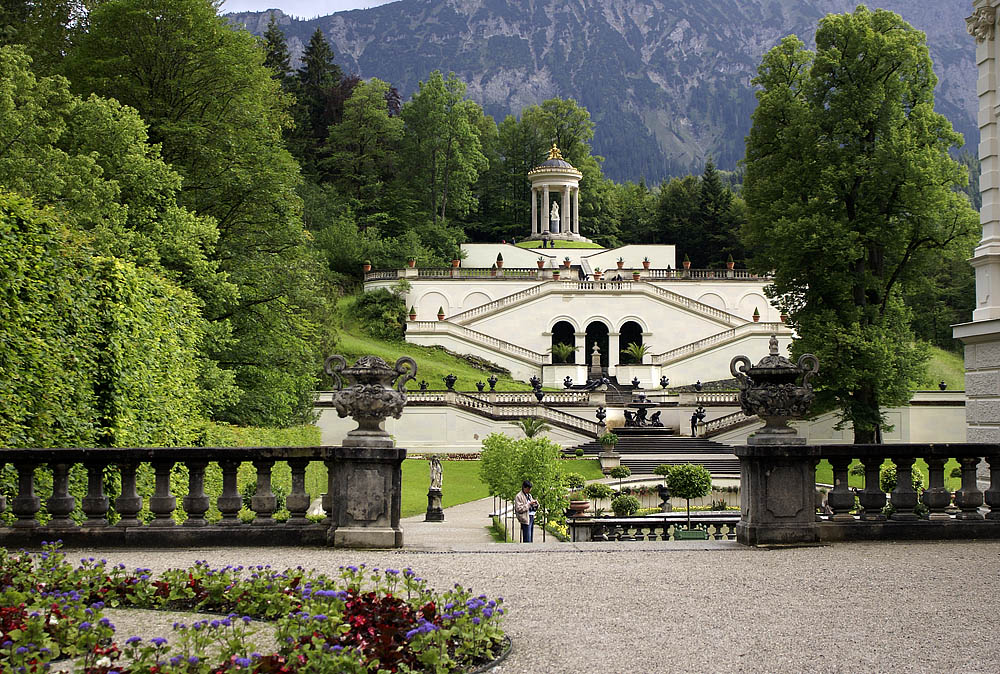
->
[0, 542, 506, 673]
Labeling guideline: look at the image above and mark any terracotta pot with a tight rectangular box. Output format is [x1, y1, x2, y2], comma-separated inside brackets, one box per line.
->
[407, 259, 416, 268]
[726, 261, 734, 270]
[617, 261, 624, 269]
[682, 260, 691, 270]
[632, 272, 640, 280]
[496, 260, 503, 269]
[564, 260, 571, 268]
[537, 260, 545, 269]
[780, 314, 788, 323]
[753, 314, 760, 322]
[409, 313, 417, 321]
[451, 259, 460, 268]
[593, 272, 602, 280]
[362, 264, 372, 272]
[437, 312, 445, 321]
[568, 500, 590, 518]
[553, 271, 560, 279]
[642, 261, 650, 269]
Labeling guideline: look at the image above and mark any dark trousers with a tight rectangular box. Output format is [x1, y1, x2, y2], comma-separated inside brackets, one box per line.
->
[521, 515, 534, 542]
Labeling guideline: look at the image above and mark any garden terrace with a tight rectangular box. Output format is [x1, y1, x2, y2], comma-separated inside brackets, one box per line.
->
[737, 442, 1000, 545]
[0, 446, 384, 548]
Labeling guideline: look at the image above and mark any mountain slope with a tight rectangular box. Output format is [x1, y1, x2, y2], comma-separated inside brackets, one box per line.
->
[229, 0, 976, 183]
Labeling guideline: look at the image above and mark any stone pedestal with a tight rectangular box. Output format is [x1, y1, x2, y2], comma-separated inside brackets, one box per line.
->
[735, 436, 819, 546]
[425, 488, 444, 522]
[329, 447, 406, 548]
[598, 451, 621, 474]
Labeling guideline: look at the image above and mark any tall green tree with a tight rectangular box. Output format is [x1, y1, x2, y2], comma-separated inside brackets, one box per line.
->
[65, 0, 329, 427]
[742, 8, 978, 442]
[261, 14, 291, 80]
[400, 70, 487, 229]
[292, 27, 343, 173]
[0, 0, 84, 75]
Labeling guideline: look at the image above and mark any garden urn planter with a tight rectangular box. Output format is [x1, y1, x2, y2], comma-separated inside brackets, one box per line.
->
[451, 259, 460, 268]
[617, 260, 624, 269]
[553, 270, 561, 280]
[642, 260, 650, 269]
[362, 263, 372, 272]
[593, 271, 602, 280]
[537, 259, 545, 269]
[682, 260, 691, 270]
[568, 500, 590, 518]
[726, 261, 735, 270]
[407, 258, 416, 268]
[632, 272, 640, 280]
[564, 259, 571, 268]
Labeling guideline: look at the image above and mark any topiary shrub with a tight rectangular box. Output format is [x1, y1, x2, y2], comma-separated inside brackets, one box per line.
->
[611, 494, 641, 517]
[653, 464, 673, 483]
[583, 482, 614, 501]
[563, 472, 586, 490]
[667, 463, 712, 529]
[609, 465, 631, 490]
[574, 447, 584, 457]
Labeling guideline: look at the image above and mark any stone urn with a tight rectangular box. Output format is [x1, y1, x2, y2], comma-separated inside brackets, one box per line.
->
[324, 355, 417, 448]
[568, 499, 590, 518]
[730, 335, 818, 440]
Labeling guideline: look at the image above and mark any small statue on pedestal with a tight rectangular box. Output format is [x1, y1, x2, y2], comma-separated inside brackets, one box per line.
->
[425, 455, 444, 522]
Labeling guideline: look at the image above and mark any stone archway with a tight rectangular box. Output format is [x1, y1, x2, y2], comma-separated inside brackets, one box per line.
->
[619, 321, 644, 363]
[585, 321, 610, 371]
[551, 320, 577, 363]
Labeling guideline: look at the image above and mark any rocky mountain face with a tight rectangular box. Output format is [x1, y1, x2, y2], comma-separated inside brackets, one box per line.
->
[229, 0, 977, 183]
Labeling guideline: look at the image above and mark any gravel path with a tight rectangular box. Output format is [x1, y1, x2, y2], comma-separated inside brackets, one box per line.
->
[71, 539, 1000, 673]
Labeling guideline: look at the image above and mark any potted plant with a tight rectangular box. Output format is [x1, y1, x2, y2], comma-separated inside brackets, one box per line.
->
[620, 342, 649, 364]
[780, 312, 788, 323]
[550, 342, 576, 363]
[726, 253, 734, 270]
[753, 307, 760, 322]
[593, 267, 602, 280]
[490, 263, 497, 277]
[599, 431, 619, 450]
[617, 256, 624, 269]
[568, 490, 590, 517]
[632, 270, 641, 281]
[667, 463, 713, 539]
[362, 260, 372, 272]
[682, 254, 691, 270]
[407, 256, 416, 268]
[408, 305, 417, 321]
[642, 256, 650, 270]
[563, 256, 571, 268]
[537, 256, 545, 269]
[553, 269, 561, 280]
[437, 306, 445, 321]
[496, 252, 504, 269]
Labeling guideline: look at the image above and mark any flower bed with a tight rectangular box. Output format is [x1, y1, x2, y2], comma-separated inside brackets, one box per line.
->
[0, 542, 505, 673]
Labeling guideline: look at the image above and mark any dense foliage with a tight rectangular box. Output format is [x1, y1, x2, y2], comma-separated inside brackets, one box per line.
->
[743, 7, 979, 442]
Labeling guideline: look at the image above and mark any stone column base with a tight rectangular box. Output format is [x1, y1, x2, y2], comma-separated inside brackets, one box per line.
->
[425, 488, 444, 522]
[333, 526, 404, 548]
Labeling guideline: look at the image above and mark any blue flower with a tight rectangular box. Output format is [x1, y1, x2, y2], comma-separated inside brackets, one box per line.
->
[188, 656, 199, 664]
[125, 637, 142, 645]
[472, 617, 481, 625]
[150, 637, 168, 647]
[78, 622, 92, 631]
[234, 658, 251, 667]
[16, 647, 28, 655]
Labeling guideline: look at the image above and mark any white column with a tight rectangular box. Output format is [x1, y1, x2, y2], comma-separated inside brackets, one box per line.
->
[543, 186, 550, 235]
[573, 187, 580, 234]
[608, 331, 621, 375]
[530, 187, 537, 236]
[973, 2, 1000, 321]
[561, 186, 570, 233]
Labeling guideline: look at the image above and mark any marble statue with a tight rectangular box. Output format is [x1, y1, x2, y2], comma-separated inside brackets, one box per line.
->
[550, 201, 559, 222]
[429, 455, 443, 490]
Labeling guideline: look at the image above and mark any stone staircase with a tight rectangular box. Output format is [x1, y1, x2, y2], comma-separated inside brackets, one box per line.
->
[565, 427, 739, 477]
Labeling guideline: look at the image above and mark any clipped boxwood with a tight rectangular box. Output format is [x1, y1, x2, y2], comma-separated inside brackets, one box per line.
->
[610, 493, 641, 517]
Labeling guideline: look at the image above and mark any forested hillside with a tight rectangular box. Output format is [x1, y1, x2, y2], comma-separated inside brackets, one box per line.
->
[228, 0, 976, 184]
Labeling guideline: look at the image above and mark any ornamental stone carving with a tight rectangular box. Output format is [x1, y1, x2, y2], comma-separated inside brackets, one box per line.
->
[730, 335, 819, 437]
[967, 7, 996, 43]
[324, 354, 417, 447]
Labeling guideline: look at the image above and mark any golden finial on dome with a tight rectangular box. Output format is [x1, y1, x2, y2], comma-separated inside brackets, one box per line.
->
[547, 143, 564, 160]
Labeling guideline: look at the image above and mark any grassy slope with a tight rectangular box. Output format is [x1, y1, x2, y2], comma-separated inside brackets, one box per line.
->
[333, 296, 534, 391]
[916, 346, 965, 391]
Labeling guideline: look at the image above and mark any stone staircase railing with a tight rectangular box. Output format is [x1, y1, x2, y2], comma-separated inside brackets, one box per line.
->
[406, 321, 546, 365]
[652, 322, 791, 365]
[697, 410, 756, 437]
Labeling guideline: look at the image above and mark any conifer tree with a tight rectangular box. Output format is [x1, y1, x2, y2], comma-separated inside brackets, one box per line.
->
[262, 14, 291, 80]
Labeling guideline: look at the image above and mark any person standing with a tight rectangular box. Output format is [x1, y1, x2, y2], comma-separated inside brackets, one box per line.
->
[514, 480, 539, 542]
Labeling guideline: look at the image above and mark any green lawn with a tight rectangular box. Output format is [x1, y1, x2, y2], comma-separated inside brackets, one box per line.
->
[816, 458, 961, 491]
[514, 240, 604, 249]
[916, 346, 965, 391]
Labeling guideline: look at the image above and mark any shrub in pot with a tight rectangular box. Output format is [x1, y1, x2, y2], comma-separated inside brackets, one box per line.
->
[667, 463, 712, 536]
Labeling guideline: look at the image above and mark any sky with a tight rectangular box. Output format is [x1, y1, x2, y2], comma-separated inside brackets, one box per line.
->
[219, 0, 399, 19]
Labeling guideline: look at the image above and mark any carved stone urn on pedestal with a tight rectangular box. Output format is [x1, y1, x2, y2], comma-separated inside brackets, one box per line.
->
[324, 354, 416, 548]
[729, 336, 821, 546]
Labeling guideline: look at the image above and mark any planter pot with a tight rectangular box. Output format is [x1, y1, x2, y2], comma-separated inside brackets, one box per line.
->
[363, 264, 372, 272]
[407, 259, 416, 268]
[726, 262, 734, 270]
[451, 259, 460, 268]
[537, 261, 545, 269]
[563, 260, 571, 268]
[553, 272, 560, 280]
[632, 273, 640, 281]
[753, 315, 760, 322]
[568, 500, 590, 518]
[437, 313, 445, 321]
[780, 314, 788, 323]
[617, 261, 624, 269]
[593, 272, 602, 280]
[496, 261, 503, 269]
[490, 269, 497, 277]
[674, 528, 709, 541]
[598, 450, 620, 473]
[682, 261, 691, 270]
[642, 261, 650, 269]
[408, 313, 416, 321]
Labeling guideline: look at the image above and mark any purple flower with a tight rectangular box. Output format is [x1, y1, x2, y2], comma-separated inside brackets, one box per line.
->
[16, 647, 28, 655]
[150, 637, 168, 647]
[126, 637, 142, 645]
[234, 658, 251, 667]
[79, 622, 92, 631]
[188, 656, 199, 664]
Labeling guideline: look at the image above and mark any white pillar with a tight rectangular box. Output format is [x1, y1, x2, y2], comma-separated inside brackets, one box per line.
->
[573, 187, 580, 234]
[971, 2, 1000, 321]
[543, 186, 550, 234]
[561, 186, 570, 233]
[608, 331, 621, 375]
[530, 187, 537, 236]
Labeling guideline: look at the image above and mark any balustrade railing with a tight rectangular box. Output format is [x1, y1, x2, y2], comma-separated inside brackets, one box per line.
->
[404, 321, 546, 364]
[695, 392, 740, 405]
[697, 410, 755, 437]
[652, 322, 788, 365]
[735, 443, 1000, 545]
[363, 270, 402, 281]
[645, 268, 770, 280]
[0, 447, 345, 547]
[569, 514, 740, 542]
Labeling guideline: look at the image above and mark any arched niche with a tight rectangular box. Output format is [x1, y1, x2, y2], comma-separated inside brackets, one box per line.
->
[418, 291, 449, 320]
[551, 320, 577, 364]
[619, 321, 644, 363]
[462, 291, 492, 312]
[585, 320, 610, 370]
[697, 292, 726, 311]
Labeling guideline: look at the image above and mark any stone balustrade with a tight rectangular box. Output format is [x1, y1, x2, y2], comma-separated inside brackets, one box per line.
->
[365, 267, 774, 283]
[569, 513, 740, 542]
[736, 443, 1000, 545]
[0, 445, 405, 548]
